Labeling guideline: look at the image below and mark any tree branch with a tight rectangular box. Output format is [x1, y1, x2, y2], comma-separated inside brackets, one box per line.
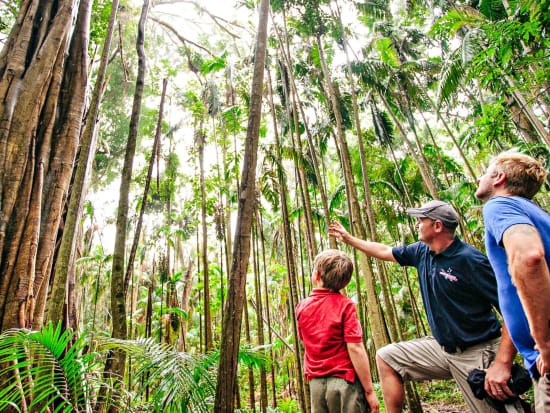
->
[153, 0, 244, 38]
[150, 16, 215, 57]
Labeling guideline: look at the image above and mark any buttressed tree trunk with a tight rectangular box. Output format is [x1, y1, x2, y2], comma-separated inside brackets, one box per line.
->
[44, 0, 120, 329]
[0, 0, 91, 332]
[214, 0, 269, 409]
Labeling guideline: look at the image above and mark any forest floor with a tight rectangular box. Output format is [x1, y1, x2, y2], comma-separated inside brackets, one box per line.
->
[416, 380, 467, 412]
[421, 401, 467, 412]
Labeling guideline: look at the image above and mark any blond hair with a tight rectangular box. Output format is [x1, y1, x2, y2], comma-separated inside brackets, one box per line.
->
[313, 249, 353, 292]
[491, 151, 547, 199]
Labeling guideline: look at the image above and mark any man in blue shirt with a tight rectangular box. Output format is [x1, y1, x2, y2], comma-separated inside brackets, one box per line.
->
[476, 151, 550, 412]
[329, 201, 518, 413]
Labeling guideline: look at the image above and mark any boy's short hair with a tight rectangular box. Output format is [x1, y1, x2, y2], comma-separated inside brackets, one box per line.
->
[492, 151, 547, 199]
[313, 249, 354, 292]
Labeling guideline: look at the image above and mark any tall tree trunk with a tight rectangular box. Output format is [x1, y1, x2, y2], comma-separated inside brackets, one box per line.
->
[278, 57, 317, 267]
[178, 259, 194, 352]
[106, 2, 149, 411]
[42, 0, 116, 329]
[244, 300, 256, 412]
[257, 208, 278, 408]
[214, 0, 269, 409]
[124, 79, 168, 298]
[266, 65, 309, 412]
[198, 125, 213, 352]
[316, 33, 389, 350]
[252, 216, 268, 413]
[338, 24, 402, 344]
[270, 11, 335, 248]
[377, 91, 438, 199]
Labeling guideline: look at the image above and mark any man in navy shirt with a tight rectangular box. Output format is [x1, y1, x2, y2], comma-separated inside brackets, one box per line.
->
[330, 201, 517, 413]
[476, 151, 550, 412]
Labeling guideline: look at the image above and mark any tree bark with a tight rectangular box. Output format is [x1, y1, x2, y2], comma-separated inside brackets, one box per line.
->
[214, 0, 269, 409]
[106, 1, 149, 411]
[198, 124, 213, 352]
[124, 79, 168, 298]
[44, 0, 118, 328]
[0, 0, 92, 331]
[316, 33, 389, 351]
[252, 217, 268, 413]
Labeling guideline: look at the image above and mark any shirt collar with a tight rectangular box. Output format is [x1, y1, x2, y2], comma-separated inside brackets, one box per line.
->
[311, 288, 339, 296]
[429, 236, 462, 257]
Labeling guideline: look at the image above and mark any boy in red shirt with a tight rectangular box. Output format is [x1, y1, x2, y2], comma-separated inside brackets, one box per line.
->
[296, 249, 379, 413]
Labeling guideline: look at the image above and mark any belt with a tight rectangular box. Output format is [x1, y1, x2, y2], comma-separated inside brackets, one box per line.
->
[442, 345, 465, 354]
[442, 332, 501, 354]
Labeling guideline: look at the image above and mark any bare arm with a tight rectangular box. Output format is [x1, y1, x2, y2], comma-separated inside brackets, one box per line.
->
[329, 221, 396, 262]
[347, 342, 380, 413]
[484, 323, 517, 400]
[502, 223, 550, 376]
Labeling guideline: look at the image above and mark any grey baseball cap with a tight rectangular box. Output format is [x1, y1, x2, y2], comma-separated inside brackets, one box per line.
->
[406, 200, 459, 228]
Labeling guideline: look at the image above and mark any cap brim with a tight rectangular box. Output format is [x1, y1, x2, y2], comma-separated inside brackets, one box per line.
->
[406, 208, 428, 218]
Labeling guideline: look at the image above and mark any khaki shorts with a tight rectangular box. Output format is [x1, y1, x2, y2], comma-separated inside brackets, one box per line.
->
[309, 376, 368, 413]
[377, 336, 504, 413]
[534, 373, 550, 413]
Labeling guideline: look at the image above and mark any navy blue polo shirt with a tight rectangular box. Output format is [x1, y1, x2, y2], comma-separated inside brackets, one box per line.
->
[392, 236, 501, 349]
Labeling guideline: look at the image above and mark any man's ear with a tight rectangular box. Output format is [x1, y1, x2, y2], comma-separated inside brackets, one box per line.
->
[494, 172, 506, 186]
[434, 220, 444, 232]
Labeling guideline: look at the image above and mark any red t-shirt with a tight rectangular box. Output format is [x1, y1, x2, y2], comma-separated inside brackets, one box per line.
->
[296, 288, 363, 382]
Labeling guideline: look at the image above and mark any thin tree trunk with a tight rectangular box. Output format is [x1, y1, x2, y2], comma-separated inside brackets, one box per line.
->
[505, 74, 550, 147]
[316, 33, 389, 350]
[178, 259, 194, 351]
[244, 300, 256, 412]
[104, 2, 149, 411]
[252, 216, 268, 412]
[198, 125, 213, 352]
[266, 65, 309, 412]
[124, 78, 168, 298]
[377, 91, 439, 199]
[338, 22, 402, 344]
[214, 0, 269, 409]
[257, 208, 278, 408]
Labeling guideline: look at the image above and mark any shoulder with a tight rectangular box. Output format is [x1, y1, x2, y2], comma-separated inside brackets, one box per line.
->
[395, 241, 427, 254]
[448, 239, 492, 269]
[483, 196, 525, 216]
[483, 196, 534, 237]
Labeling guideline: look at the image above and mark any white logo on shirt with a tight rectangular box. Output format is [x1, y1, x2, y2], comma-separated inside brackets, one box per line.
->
[439, 268, 458, 282]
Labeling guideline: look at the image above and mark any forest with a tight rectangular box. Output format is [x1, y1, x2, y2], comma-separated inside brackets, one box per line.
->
[0, 0, 549, 411]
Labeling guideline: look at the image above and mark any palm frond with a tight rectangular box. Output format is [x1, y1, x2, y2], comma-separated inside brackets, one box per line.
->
[329, 182, 347, 211]
[0, 323, 98, 413]
[355, 0, 391, 22]
[371, 103, 395, 145]
[479, 0, 507, 21]
[431, 6, 486, 37]
[436, 50, 465, 107]
[462, 27, 485, 63]
[101, 337, 216, 413]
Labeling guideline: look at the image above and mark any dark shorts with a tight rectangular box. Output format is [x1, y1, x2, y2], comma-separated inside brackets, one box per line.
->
[309, 376, 367, 413]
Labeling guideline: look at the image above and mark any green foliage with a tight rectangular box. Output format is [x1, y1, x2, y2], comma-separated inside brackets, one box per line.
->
[0, 323, 99, 412]
[90, 0, 113, 47]
[0, 0, 18, 35]
[201, 53, 227, 75]
[102, 337, 216, 412]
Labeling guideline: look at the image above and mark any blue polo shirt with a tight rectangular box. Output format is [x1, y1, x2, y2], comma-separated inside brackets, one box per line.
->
[483, 196, 550, 377]
[392, 237, 501, 349]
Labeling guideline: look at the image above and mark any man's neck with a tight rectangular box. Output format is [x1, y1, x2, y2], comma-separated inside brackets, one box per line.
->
[427, 235, 455, 255]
